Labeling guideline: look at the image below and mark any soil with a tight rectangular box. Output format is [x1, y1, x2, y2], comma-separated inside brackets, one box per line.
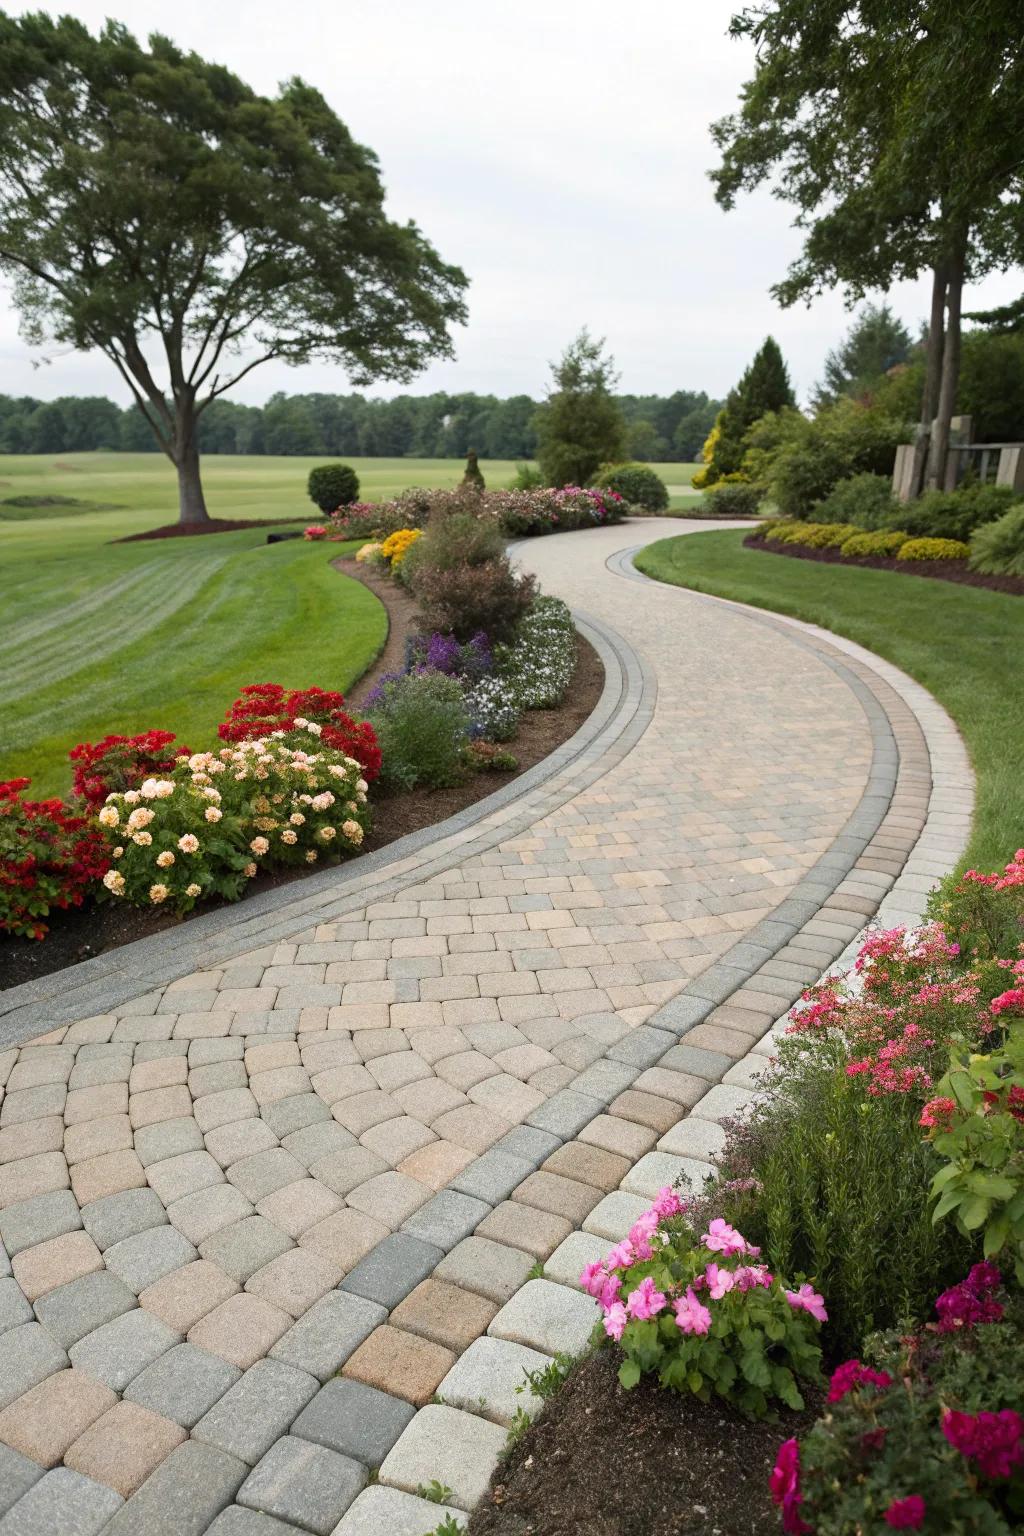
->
[116, 517, 310, 542]
[745, 532, 1024, 596]
[468, 1349, 820, 1536]
[0, 561, 604, 991]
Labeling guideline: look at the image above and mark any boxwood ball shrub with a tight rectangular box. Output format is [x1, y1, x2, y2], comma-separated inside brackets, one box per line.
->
[592, 461, 669, 512]
[816, 472, 896, 530]
[897, 536, 971, 562]
[970, 503, 1024, 577]
[307, 463, 360, 513]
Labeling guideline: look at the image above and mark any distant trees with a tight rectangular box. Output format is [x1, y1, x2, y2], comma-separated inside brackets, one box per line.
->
[534, 331, 627, 487]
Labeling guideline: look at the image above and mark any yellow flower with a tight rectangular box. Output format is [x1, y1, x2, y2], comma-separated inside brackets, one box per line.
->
[379, 528, 422, 567]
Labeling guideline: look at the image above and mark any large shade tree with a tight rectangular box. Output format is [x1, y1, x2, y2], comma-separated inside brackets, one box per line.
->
[711, 0, 1024, 497]
[0, 14, 468, 523]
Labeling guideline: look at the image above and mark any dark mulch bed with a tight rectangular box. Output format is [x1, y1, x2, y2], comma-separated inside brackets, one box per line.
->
[0, 562, 603, 991]
[745, 532, 1024, 596]
[116, 517, 310, 542]
[469, 1350, 819, 1536]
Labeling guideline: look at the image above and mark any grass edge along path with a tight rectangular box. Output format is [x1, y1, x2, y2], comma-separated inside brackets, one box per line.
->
[633, 528, 1021, 874]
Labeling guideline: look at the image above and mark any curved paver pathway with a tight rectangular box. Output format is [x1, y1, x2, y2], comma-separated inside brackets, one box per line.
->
[0, 518, 973, 1534]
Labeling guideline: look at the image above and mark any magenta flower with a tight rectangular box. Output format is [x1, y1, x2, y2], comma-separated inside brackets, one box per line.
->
[884, 1495, 926, 1529]
[602, 1301, 628, 1342]
[769, 1439, 811, 1535]
[628, 1210, 660, 1261]
[827, 1359, 893, 1403]
[673, 1287, 712, 1336]
[603, 1240, 634, 1272]
[701, 1218, 751, 1256]
[733, 1264, 773, 1291]
[942, 1409, 1024, 1480]
[626, 1276, 667, 1320]
[579, 1261, 605, 1298]
[704, 1262, 735, 1299]
[651, 1186, 685, 1219]
[598, 1273, 622, 1311]
[785, 1283, 828, 1323]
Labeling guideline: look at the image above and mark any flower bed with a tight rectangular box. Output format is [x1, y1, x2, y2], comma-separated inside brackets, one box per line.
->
[326, 483, 628, 542]
[746, 525, 1024, 596]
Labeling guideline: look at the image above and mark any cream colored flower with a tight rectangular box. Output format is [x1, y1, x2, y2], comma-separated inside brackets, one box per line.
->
[126, 807, 155, 831]
[281, 829, 298, 845]
[113, 846, 124, 858]
[250, 837, 269, 855]
[305, 850, 318, 863]
[289, 812, 305, 826]
[153, 780, 174, 798]
[244, 861, 258, 878]
[356, 779, 368, 794]
[132, 831, 153, 846]
[103, 869, 125, 895]
[311, 792, 335, 811]
[156, 850, 175, 868]
[149, 883, 169, 904]
[205, 807, 222, 823]
[341, 819, 364, 845]
[253, 796, 270, 814]
[203, 788, 221, 802]
[123, 789, 141, 805]
[318, 826, 336, 842]
[186, 883, 202, 898]
[98, 805, 119, 828]
[177, 834, 199, 854]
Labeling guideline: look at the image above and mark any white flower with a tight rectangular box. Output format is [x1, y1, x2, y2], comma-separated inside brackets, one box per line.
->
[205, 807, 222, 823]
[306, 721, 323, 736]
[281, 829, 298, 845]
[149, 883, 169, 904]
[203, 788, 221, 802]
[177, 834, 199, 854]
[156, 850, 175, 868]
[185, 883, 202, 898]
[98, 806, 119, 828]
[113, 846, 124, 858]
[250, 836, 269, 855]
[311, 792, 335, 811]
[123, 789, 141, 805]
[103, 870, 125, 894]
[356, 779, 368, 794]
[342, 819, 364, 846]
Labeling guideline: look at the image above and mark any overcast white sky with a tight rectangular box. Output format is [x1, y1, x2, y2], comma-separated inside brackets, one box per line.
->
[2, 0, 1022, 409]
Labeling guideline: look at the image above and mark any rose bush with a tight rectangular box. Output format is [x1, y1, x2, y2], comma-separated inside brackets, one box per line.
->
[217, 683, 381, 782]
[581, 1192, 825, 1418]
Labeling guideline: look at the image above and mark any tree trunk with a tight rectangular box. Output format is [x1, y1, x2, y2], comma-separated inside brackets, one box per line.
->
[908, 263, 947, 498]
[173, 407, 211, 525]
[926, 238, 966, 492]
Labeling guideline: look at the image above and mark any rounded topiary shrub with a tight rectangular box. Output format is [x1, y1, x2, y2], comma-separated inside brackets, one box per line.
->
[704, 481, 764, 517]
[593, 462, 669, 513]
[307, 463, 360, 513]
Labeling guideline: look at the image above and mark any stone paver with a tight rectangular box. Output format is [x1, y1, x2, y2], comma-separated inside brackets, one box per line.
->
[0, 518, 971, 1532]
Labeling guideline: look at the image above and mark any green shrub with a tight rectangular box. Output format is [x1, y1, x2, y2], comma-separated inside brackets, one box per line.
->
[969, 503, 1024, 576]
[839, 529, 909, 558]
[463, 450, 485, 490]
[886, 484, 1019, 543]
[307, 462, 360, 513]
[406, 512, 537, 640]
[704, 481, 765, 517]
[816, 472, 896, 530]
[898, 537, 971, 562]
[777, 521, 856, 549]
[709, 1038, 975, 1359]
[592, 461, 669, 512]
[745, 398, 906, 519]
[367, 673, 470, 792]
[511, 462, 546, 491]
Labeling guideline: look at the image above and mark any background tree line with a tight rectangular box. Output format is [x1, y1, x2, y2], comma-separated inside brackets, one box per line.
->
[0, 385, 721, 462]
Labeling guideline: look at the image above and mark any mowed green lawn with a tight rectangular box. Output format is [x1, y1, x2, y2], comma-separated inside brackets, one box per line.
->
[3, 452, 529, 797]
[634, 530, 1022, 873]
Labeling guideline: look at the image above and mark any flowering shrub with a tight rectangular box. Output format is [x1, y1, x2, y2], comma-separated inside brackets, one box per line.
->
[354, 541, 383, 564]
[217, 683, 381, 783]
[493, 595, 577, 709]
[931, 848, 1024, 968]
[838, 529, 910, 558]
[581, 1194, 824, 1418]
[379, 527, 422, 567]
[366, 672, 472, 791]
[328, 484, 626, 543]
[592, 462, 668, 512]
[96, 741, 370, 913]
[772, 1271, 1024, 1534]
[1, 779, 109, 938]
[69, 730, 189, 809]
[303, 525, 329, 541]
[405, 630, 493, 683]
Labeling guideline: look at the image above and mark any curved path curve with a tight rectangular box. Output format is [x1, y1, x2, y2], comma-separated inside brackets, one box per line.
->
[0, 519, 972, 1535]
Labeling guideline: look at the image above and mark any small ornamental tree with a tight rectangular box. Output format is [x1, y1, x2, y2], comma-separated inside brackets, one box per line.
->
[534, 330, 626, 487]
[0, 15, 468, 524]
[462, 450, 485, 490]
[307, 464, 360, 514]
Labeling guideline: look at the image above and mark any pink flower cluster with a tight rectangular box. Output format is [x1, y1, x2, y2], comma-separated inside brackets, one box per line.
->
[934, 1262, 1004, 1333]
[962, 848, 1024, 891]
[580, 1200, 826, 1344]
[827, 1358, 893, 1403]
[942, 1408, 1024, 1480]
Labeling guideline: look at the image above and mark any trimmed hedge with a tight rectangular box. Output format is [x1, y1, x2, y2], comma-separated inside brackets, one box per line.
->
[897, 536, 971, 562]
[838, 529, 909, 558]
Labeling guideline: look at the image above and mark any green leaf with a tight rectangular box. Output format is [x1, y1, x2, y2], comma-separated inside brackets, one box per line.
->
[967, 1172, 1016, 1200]
[958, 1195, 992, 1231]
[949, 1071, 978, 1112]
[618, 1358, 641, 1391]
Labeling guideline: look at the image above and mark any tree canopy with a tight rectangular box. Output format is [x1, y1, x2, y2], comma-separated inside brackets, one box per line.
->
[813, 303, 913, 408]
[0, 12, 469, 520]
[533, 330, 627, 487]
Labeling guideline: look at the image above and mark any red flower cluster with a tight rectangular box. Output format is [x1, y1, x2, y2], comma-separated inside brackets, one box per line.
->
[934, 1263, 1004, 1333]
[941, 1408, 1024, 1480]
[69, 730, 187, 809]
[884, 1495, 926, 1529]
[827, 1358, 893, 1403]
[0, 779, 110, 940]
[961, 849, 1024, 891]
[217, 684, 382, 782]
